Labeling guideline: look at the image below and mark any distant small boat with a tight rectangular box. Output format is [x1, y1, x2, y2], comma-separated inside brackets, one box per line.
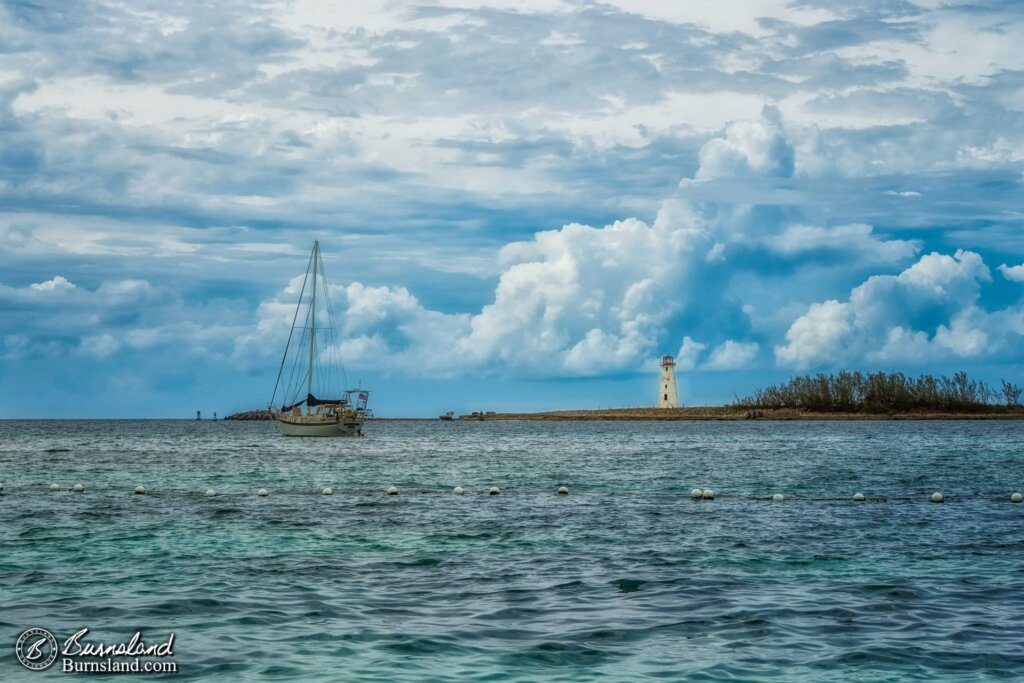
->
[268, 241, 371, 437]
[439, 411, 454, 421]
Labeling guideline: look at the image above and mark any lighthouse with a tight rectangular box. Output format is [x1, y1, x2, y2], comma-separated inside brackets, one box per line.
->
[658, 355, 680, 408]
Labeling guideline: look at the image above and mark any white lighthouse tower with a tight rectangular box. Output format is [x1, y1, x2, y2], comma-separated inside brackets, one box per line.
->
[658, 355, 680, 408]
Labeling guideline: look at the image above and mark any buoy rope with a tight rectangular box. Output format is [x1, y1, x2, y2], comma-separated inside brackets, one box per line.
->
[0, 486, 1021, 502]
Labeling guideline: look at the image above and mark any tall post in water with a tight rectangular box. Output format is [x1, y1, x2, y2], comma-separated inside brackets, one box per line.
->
[308, 240, 318, 413]
[658, 355, 679, 408]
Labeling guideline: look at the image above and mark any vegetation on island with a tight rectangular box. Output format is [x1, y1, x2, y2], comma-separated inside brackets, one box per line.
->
[733, 371, 1023, 414]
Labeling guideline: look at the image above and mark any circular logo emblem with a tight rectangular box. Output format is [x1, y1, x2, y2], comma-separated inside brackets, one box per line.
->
[15, 628, 58, 671]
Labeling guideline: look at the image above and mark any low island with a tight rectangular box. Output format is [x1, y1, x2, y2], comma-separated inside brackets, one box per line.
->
[457, 406, 1024, 421]
[226, 371, 1024, 421]
[461, 371, 1024, 420]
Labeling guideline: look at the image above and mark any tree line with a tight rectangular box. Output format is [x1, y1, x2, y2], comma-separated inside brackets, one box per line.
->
[734, 371, 1023, 413]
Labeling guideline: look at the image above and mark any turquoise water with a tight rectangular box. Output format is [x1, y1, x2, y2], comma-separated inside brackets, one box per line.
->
[1, 419, 1023, 680]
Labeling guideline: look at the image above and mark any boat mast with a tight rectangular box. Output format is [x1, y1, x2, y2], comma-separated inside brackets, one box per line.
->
[308, 240, 318, 410]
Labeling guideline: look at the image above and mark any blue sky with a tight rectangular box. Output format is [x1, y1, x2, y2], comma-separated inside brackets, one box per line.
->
[1, 0, 1023, 418]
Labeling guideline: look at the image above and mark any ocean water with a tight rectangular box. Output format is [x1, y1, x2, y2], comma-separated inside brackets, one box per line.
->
[1, 419, 1023, 681]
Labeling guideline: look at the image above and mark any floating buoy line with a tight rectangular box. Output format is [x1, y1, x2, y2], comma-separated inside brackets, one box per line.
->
[1, 484, 1022, 503]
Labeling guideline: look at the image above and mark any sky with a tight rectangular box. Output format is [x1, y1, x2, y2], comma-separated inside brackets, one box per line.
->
[1, 0, 1023, 418]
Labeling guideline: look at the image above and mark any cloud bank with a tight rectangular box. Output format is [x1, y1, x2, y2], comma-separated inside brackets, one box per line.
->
[240, 106, 1022, 381]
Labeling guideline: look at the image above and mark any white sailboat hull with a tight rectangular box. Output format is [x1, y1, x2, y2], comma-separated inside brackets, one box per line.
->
[275, 415, 364, 437]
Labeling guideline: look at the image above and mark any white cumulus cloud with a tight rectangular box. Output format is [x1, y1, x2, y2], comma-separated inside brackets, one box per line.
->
[766, 224, 919, 264]
[675, 335, 706, 370]
[703, 340, 759, 370]
[775, 300, 853, 369]
[775, 250, 1022, 369]
[30, 275, 76, 292]
[695, 106, 794, 180]
[998, 263, 1024, 282]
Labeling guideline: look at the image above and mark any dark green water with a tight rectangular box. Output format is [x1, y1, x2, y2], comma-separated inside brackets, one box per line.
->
[1, 419, 1023, 680]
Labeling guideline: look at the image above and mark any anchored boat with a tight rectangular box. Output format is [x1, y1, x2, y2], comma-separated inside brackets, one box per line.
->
[269, 240, 371, 436]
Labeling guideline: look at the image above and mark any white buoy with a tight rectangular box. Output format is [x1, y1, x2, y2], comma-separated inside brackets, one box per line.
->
[387, 486, 398, 496]
[257, 488, 269, 497]
[49, 483, 60, 492]
[772, 493, 784, 502]
[557, 486, 569, 495]
[853, 493, 865, 502]
[73, 483, 84, 493]
[453, 486, 465, 495]
[322, 487, 333, 496]
[1012, 492, 1023, 503]
[690, 488, 703, 499]
[702, 488, 714, 499]
[930, 492, 943, 503]
[134, 485, 146, 495]
[489, 486, 501, 496]
[206, 489, 216, 497]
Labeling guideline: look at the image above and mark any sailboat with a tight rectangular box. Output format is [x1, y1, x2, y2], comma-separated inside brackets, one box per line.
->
[269, 240, 371, 436]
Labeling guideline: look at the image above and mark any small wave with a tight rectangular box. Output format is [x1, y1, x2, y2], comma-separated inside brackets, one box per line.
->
[378, 637, 450, 655]
[502, 641, 619, 668]
[391, 557, 442, 568]
[612, 578, 645, 593]
[206, 507, 244, 519]
[146, 597, 227, 616]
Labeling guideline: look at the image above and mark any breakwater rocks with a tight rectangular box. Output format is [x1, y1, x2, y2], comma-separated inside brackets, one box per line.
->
[224, 410, 273, 421]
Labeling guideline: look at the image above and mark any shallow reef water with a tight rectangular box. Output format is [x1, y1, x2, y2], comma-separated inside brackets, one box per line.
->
[1, 419, 1023, 680]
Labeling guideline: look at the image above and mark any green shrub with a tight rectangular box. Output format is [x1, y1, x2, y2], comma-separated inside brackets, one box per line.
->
[735, 371, 1021, 413]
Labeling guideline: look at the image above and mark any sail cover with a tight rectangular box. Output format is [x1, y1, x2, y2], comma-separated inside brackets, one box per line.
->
[307, 393, 344, 406]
